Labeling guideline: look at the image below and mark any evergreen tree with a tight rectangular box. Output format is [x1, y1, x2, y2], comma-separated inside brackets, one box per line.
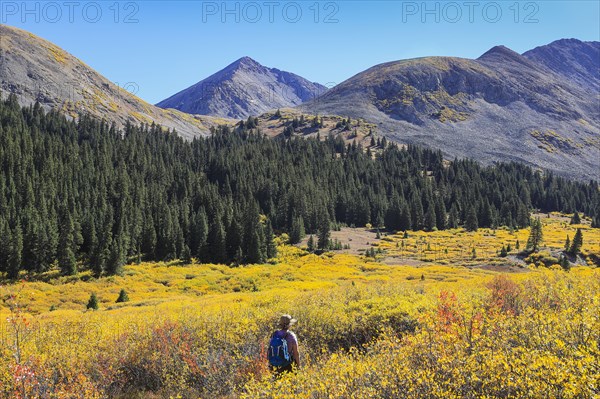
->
[193, 209, 209, 261]
[569, 228, 583, 255]
[424, 206, 437, 231]
[307, 235, 315, 252]
[317, 212, 331, 250]
[289, 216, 306, 244]
[87, 293, 99, 310]
[526, 217, 543, 253]
[243, 204, 265, 264]
[116, 289, 129, 303]
[570, 212, 581, 225]
[208, 218, 227, 264]
[226, 218, 243, 262]
[434, 196, 447, 230]
[560, 254, 570, 271]
[448, 206, 459, 229]
[106, 238, 125, 276]
[141, 219, 157, 260]
[410, 194, 424, 231]
[58, 210, 78, 276]
[265, 220, 277, 259]
[7, 225, 23, 279]
[564, 235, 571, 252]
[465, 207, 479, 232]
[516, 202, 530, 228]
[181, 244, 192, 264]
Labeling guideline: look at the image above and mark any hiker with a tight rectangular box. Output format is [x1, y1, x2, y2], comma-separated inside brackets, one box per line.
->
[268, 314, 300, 374]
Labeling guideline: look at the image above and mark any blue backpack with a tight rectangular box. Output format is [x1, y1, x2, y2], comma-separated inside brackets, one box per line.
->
[268, 332, 292, 368]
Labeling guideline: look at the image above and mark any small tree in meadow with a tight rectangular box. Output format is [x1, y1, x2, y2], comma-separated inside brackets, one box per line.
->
[569, 228, 583, 256]
[87, 293, 99, 310]
[526, 217, 543, 253]
[116, 289, 129, 303]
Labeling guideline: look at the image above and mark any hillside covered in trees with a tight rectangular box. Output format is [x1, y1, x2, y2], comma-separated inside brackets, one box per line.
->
[0, 94, 598, 278]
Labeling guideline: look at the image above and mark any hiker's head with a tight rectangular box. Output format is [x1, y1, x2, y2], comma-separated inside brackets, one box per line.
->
[278, 314, 297, 330]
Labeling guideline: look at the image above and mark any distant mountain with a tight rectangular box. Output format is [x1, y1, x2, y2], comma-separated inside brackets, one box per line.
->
[523, 39, 600, 91]
[157, 57, 327, 119]
[300, 41, 600, 179]
[0, 25, 229, 139]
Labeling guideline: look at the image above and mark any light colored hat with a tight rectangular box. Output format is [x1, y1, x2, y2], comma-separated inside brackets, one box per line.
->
[278, 314, 297, 329]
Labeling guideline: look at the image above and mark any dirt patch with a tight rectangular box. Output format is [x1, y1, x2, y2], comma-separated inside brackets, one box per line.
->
[381, 257, 426, 267]
[476, 264, 528, 273]
[297, 227, 382, 255]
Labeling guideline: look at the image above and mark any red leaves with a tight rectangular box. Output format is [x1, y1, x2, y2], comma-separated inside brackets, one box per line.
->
[436, 291, 461, 332]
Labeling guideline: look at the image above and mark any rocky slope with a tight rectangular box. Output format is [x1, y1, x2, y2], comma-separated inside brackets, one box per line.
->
[523, 39, 600, 92]
[299, 41, 599, 179]
[0, 25, 229, 139]
[157, 57, 327, 119]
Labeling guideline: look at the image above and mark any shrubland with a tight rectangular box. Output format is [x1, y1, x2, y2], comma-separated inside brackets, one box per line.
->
[0, 217, 598, 398]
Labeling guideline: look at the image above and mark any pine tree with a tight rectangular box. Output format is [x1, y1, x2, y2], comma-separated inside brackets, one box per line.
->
[564, 235, 571, 252]
[7, 225, 23, 280]
[569, 228, 583, 255]
[181, 244, 192, 264]
[317, 212, 331, 250]
[560, 255, 570, 271]
[289, 216, 305, 244]
[193, 209, 209, 261]
[434, 196, 447, 230]
[58, 210, 78, 276]
[87, 293, 99, 310]
[226, 218, 243, 262]
[106, 238, 125, 276]
[208, 218, 227, 264]
[424, 206, 437, 231]
[265, 220, 277, 259]
[526, 217, 543, 253]
[465, 207, 479, 232]
[307, 235, 315, 252]
[398, 202, 412, 232]
[116, 289, 129, 303]
[516, 202, 530, 228]
[0, 218, 12, 275]
[500, 245, 508, 257]
[410, 194, 424, 231]
[243, 204, 265, 264]
[570, 212, 581, 225]
[448, 206, 459, 229]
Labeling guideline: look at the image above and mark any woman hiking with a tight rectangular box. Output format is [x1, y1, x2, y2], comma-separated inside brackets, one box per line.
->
[268, 314, 300, 375]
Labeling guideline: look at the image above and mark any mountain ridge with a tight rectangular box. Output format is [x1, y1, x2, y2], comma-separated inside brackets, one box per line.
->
[156, 56, 327, 119]
[299, 41, 599, 179]
[0, 24, 230, 139]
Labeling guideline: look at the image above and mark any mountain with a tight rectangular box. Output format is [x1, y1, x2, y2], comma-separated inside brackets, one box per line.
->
[0, 25, 229, 139]
[299, 42, 600, 180]
[157, 56, 327, 119]
[523, 39, 600, 91]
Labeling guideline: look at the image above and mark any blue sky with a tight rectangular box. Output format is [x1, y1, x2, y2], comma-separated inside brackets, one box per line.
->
[3, 1, 599, 104]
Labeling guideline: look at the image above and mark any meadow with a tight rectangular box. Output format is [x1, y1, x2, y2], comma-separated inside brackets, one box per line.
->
[0, 216, 598, 398]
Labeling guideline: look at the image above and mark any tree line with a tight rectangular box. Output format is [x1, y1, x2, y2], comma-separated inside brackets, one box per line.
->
[0, 95, 598, 278]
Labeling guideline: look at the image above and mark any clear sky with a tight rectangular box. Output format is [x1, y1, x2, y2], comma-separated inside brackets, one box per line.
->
[3, 1, 599, 104]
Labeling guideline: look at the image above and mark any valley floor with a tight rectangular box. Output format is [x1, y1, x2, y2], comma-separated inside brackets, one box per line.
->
[0, 215, 598, 398]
